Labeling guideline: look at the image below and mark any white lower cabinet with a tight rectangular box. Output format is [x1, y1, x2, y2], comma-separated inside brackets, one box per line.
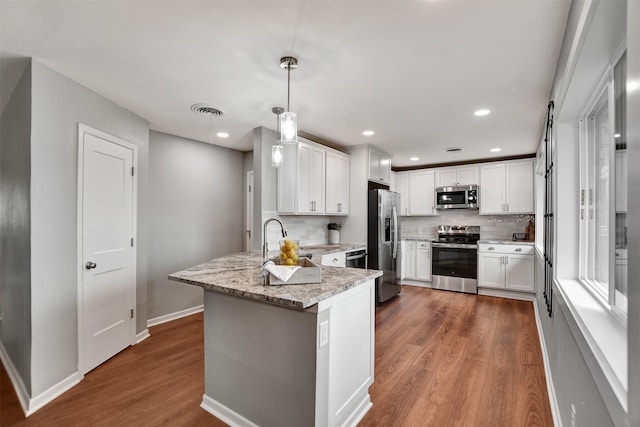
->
[401, 240, 431, 281]
[321, 251, 346, 268]
[477, 244, 534, 293]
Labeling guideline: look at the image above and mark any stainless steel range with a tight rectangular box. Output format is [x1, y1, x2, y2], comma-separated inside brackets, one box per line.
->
[431, 225, 480, 294]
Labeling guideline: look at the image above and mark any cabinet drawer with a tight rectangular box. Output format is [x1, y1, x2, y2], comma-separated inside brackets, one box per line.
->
[416, 241, 431, 250]
[477, 244, 534, 255]
[321, 251, 346, 267]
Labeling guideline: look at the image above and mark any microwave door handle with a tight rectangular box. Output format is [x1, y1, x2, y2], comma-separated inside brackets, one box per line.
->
[392, 205, 398, 259]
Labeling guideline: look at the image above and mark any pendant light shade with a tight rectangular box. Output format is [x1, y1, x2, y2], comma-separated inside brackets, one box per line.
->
[271, 106, 285, 168]
[280, 56, 298, 145]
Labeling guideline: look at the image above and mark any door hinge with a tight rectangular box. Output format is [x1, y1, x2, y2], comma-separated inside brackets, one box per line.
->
[131, 166, 135, 177]
[131, 237, 134, 247]
[131, 309, 134, 319]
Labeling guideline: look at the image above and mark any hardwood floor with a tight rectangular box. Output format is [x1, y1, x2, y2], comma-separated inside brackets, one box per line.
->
[1, 286, 553, 426]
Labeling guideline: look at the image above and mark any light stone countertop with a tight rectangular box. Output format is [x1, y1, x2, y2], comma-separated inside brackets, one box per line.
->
[477, 240, 535, 245]
[168, 252, 382, 311]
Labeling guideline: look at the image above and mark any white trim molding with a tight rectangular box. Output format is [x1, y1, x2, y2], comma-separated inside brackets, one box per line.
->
[147, 305, 204, 328]
[136, 329, 150, 344]
[477, 288, 536, 302]
[1, 340, 82, 417]
[201, 394, 259, 427]
[533, 300, 563, 427]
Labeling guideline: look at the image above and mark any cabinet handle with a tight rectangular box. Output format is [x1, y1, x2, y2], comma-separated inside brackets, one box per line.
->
[337, 202, 341, 212]
[504, 256, 509, 265]
[488, 247, 495, 251]
[506, 203, 509, 212]
[515, 248, 522, 252]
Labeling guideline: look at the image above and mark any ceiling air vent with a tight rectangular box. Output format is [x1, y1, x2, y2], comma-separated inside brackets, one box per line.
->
[191, 104, 225, 117]
[444, 147, 463, 152]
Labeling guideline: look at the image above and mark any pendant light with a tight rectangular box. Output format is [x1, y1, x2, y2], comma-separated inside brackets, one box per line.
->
[280, 56, 298, 145]
[272, 106, 285, 168]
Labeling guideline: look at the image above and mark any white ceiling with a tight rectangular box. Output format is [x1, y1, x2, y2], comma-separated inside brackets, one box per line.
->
[0, 0, 571, 167]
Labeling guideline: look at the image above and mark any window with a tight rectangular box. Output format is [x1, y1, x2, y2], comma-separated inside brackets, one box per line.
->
[579, 51, 627, 318]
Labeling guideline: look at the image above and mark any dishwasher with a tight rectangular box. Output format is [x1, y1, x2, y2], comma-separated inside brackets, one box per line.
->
[345, 248, 367, 268]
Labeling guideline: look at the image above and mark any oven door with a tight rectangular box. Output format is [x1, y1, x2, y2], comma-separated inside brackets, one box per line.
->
[431, 243, 477, 279]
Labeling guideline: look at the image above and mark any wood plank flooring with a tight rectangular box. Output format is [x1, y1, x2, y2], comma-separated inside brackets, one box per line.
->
[1, 286, 553, 426]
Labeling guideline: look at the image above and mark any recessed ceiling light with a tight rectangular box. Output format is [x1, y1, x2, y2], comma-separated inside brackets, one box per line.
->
[217, 132, 229, 138]
[410, 157, 419, 161]
[614, 133, 621, 138]
[490, 147, 502, 152]
[362, 130, 375, 136]
[474, 109, 491, 116]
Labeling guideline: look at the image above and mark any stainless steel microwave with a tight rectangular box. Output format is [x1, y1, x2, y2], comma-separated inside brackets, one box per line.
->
[435, 185, 479, 209]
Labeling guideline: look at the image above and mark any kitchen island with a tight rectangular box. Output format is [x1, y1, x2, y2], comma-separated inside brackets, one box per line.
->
[169, 252, 382, 427]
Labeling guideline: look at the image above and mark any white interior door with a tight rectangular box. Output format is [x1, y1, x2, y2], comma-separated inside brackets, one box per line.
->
[79, 125, 136, 374]
[246, 170, 254, 251]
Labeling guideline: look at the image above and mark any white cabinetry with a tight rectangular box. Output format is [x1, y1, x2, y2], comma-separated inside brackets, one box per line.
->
[395, 172, 409, 215]
[325, 151, 350, 215]
[321, 251, 347, 267]
[278, 138, 349, 215]
[480, 159, 534, 214]
[415, 241, 432, 281]
[368, 148, 392, 184]
[401, 240, 431, 281]
[435, 165, 479, 187]
[408, 170, 436, 216]
[477, 244, 534, 293]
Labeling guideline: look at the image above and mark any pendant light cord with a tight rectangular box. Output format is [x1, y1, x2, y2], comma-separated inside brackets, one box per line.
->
[287, 66, 291, 112]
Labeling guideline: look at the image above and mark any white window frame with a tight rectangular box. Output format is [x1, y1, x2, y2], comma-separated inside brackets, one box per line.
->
[578, 44, 628, 324]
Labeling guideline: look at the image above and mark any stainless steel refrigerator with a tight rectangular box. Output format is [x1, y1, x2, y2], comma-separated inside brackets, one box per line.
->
[367, 189, 402, 303]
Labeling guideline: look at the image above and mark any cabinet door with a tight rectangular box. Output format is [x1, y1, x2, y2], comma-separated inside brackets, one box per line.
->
[400, 241, 406, 280]
[405, 241, 417, 279]
[369, 150, 381, 182]
[505, 254, 534, 292]
[395, 173, 409, 216]
[326, 152, 349, 215]
[277, 144, 298, 214]
[477, 252, 506, 288]
[379, 156, 391, 184]
[456, 165, 479, 185]
[408, 170, 435, 215]
[479, 163, 506, 214]
[435, 167, 457, 187]
[297, 143, 325, 214]
[416, 249, 431, 281]
[505, 160, 534, 213]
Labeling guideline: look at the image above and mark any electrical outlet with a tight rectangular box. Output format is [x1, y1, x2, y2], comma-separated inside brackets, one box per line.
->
[319, 321, 329, 347]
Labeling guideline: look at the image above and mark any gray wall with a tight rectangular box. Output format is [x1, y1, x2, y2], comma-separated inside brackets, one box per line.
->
[147, 131, 244, 320]
[28, 60, 150, 396]
[0, 61, 32, 395]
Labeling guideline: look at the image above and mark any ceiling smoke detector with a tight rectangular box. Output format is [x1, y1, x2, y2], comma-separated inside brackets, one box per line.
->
[444, 147, 464, 153]
[191, 103, 225, 117]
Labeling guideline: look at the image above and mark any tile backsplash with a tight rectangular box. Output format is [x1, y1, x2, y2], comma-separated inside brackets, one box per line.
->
[261, 211, 345, 249]
[401, 210, 535, 240]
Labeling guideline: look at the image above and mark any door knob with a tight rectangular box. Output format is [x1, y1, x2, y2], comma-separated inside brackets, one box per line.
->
[85, 261, 97, 270]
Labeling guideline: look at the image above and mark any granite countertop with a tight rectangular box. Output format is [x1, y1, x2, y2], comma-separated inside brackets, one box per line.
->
[477, 239, 535, 246]
[168, 252, 382, 311]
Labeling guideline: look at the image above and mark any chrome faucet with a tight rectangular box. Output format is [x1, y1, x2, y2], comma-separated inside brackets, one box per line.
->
[263, 218, 288, 262]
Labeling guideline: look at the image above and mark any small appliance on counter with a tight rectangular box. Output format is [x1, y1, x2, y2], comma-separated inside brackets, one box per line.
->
[367, 189, 402, 303]
[431, 225, 480, 294]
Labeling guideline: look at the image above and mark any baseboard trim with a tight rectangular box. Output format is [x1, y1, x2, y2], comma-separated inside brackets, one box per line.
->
[0, 341, 31, 416]
[201, 394, 259, 427]
[28, 371, 83, 416]
[342, 393, 373, 427]
[533, 300, 563, 427]
[478, 288, 536, 301]
[147, 305, 204, 328]
[136, 329, 150, 344]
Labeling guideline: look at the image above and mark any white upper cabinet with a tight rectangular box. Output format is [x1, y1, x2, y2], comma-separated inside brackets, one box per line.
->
[480, 159, 534, 215]
[395, 172, 409, 216]
[435, 165, 479, 187]
[278, 138, 347, 215]
[368, 148, 392, 184]
[325, 151, 350, 215]
[408, 170, 436, 216]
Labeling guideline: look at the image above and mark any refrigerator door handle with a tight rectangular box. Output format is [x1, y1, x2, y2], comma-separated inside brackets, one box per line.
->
[392, 205, 398, 259]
